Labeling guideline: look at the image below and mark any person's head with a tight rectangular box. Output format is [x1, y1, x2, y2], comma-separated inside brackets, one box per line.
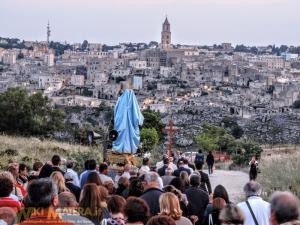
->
[0, 172, 15, 185]
[243, 181, 262, 198]
[99, 185, 109, 202]
[99, 163, 108, 175]
[118, 176, 129, 188]
[270, 191, 300, 225]
[88, 159, 97, 170]
[163, 158, 169, 166]
[58, 192, 78, 208]
[146, 215, 176, 225]
[165, 167, 173, 176]
[19, 163, 27, 176]
[51, 155, 61, 166]
[107, 195, 126, 218]
[66, 160, 74, 169]
[50, 171, 67, 193]
[214, 185, 230, 204]
[209, 151, 212, 155]
[84, 160, 90, 170]
[219, 204, 244, 225]
[198, 149, 202, 154]
[169, 177, 184, 193]
[128, 178, 144, 197]
[0, 177, 14, 198]
[86, 171, 102, 186]
[159, 192, 182, 220]
[162, 185, 183, 201]
[103, 181, 115, 195]
[79, 184, 103, 221]
[183, 158, 189, 166]
[124, 197, 149, 224]
[27, 178, 58, 208]
[189, 174, 201, 187]
[177, 159, 184, 168]
[143, 158, 150, 166]
[7, 165, 18, 180]
[195, 161, 204, 170]
[179, 171, 189, 185]
[0, 207, 16, 225]
[162, 154, 168, 161]
[141, 172, 160, 191]
[32, 161, 43, 173]
[39, 164, 53, 178]
[124, 164, 131, 172]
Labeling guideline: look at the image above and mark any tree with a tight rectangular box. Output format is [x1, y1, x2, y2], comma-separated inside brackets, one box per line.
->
[195, 134, 218, 152]
[140, 128, 159, 153]
[74, 123, 103, 144]
[0, 88, 65, 136]
[142, 110, 164, 139]
[231, 139, 263, 166]
[221, 117, 244, 139]
[81, 40, 88, 50]
[195, 123, 261, 165]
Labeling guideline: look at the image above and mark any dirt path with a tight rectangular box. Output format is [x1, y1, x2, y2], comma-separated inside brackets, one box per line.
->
[206, 169, 249, 203]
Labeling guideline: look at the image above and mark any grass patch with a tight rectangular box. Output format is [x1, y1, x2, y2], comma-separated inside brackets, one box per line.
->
[258, 152, 300, 199]
[0, 135, 102, 173]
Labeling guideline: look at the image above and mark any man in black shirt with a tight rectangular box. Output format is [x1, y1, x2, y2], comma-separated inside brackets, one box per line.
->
[140, 172, 164, 216]
[195, 161, 212, 194]
[157, 158, 169, 177]
[185, 175, 209, 225]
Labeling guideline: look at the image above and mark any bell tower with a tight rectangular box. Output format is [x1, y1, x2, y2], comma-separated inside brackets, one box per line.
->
[161, 17, 171, 50]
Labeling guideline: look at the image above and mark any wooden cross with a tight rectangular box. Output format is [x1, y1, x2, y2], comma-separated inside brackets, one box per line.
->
[163, 120, 180, 157]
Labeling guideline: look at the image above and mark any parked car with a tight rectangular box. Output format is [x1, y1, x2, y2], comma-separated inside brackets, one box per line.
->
[181, 151, 197, 162]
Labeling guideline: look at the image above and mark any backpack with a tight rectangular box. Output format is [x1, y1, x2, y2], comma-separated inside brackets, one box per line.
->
[195, 153, 204, 162]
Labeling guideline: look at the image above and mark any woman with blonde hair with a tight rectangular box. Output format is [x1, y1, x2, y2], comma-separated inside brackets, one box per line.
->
[50, 171, 68, 193]
[159, 192, 193, 225]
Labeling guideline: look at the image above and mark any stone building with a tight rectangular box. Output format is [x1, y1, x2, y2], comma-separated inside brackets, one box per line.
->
[160, 17, 172, 50]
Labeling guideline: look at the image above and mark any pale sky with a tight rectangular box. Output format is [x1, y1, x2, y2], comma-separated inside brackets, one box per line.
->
[1, 0, 300, 46]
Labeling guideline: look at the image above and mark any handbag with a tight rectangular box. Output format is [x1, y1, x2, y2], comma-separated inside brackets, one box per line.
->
[246, 201, 259, 225]
[208, 214, 213, 225]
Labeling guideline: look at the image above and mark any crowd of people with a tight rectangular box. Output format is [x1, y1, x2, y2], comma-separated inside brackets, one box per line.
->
[0, 151, 299, 225]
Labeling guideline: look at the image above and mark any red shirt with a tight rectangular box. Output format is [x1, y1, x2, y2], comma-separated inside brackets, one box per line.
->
[0, 197, 22, 212]
[16, 183, 27, 197]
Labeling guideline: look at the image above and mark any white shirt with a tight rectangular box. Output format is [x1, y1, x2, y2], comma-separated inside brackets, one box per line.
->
[169, 163, 177, 171]
[99, 173, 113, 184]
[158, 176, 164, 190]
[237, 196, 270, 225]
[66, 168, 80, 187]
[121, 171, 131, 179]
[156, 161, 164, 170]
[139, 165, 150, 175]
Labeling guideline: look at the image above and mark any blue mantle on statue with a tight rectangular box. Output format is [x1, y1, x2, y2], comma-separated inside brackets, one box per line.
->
[112, 90, 144, 154]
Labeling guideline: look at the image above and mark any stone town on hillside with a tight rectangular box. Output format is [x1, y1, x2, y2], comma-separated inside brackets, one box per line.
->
[1, 18, 300, 147]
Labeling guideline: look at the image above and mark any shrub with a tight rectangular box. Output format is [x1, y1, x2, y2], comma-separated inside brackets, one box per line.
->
[258, 153, 300, 198]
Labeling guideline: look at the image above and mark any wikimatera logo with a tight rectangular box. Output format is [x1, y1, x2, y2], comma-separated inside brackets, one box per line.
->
[16, 207, 103, 223]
